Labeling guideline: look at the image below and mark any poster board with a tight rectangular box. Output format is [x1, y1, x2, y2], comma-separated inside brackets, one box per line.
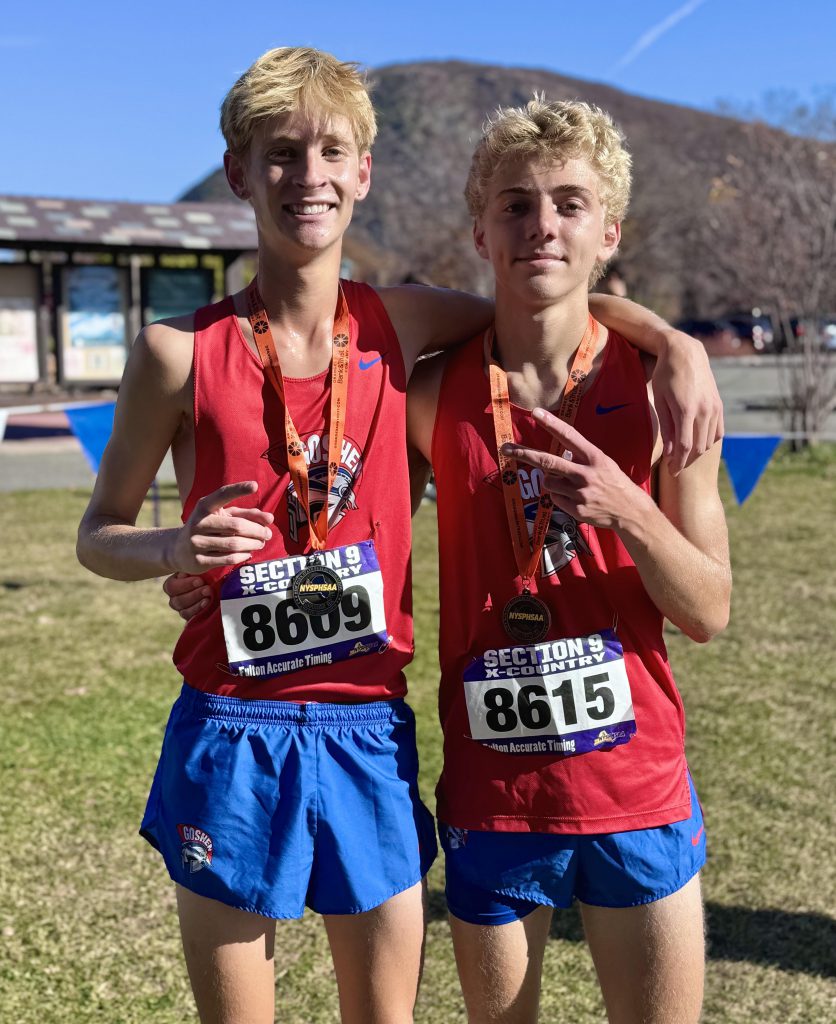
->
[141, 266, 215, 323]
[58, 265, 129, 384]
[0, 264, 40, 383]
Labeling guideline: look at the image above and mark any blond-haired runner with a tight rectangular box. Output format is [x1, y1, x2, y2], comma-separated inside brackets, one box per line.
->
[80, 49, 722, 1024]
[404, 98, 730, 1023]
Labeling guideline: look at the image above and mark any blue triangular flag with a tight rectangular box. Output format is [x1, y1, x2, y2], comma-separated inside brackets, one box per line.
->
[65, 402, 116, 474]
[721, 435, 782, 505]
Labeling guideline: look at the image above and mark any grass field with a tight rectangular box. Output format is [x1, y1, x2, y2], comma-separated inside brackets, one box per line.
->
[1, 449, 835, 1023]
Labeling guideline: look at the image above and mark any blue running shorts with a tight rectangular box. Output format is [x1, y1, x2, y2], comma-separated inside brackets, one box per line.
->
[140, 684, 437, 919]
[441, 773, 705, 925]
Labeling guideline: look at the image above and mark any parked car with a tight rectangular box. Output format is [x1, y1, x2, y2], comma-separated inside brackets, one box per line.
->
[674, 319, 752, 356]
[784, 316, 836, 352]
[724, 313, 775, 352]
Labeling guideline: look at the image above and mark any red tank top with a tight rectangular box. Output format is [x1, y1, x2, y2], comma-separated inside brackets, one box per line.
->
[173, 281, 413, 702]
[433, 331, 691, 834]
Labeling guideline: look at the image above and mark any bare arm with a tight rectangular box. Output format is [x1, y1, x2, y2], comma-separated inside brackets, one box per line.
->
[405, 353, 446, 516]
[76, 321, 273, 581]
[505, 410, 731, 643]
[407, 446, 432, 517]
[405, 352, 445, 461]
[590, 293, 725, 473]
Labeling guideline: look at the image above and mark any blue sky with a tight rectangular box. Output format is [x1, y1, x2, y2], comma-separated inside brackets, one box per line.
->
[1, 0, 833, 202]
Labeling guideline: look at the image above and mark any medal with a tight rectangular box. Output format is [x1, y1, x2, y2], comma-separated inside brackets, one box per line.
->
[246, 278, 350, 552]
[502, 591, 551, 644]
[487, 315, 599, 642]
[291, 560, 344, 615]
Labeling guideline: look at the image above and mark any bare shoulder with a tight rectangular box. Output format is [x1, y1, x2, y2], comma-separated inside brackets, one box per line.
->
[128, 314, 195, 398]
[140, 312, 195, 359]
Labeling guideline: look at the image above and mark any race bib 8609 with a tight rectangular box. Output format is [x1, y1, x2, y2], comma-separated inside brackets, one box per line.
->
[220, 541, 389, 679]
[463, 628, 636, 756]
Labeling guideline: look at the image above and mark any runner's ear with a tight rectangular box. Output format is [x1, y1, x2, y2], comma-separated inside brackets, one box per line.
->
[473, 220, 490, 261]
[355, 152, 372, 201]
[597, 220, 621, 264]
[224, 151, 250, 201]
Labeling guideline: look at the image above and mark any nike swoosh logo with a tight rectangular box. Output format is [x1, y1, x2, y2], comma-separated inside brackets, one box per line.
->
[691, 824, 705, 847]
[359, 356, 382, 370]
[595, 402, 631, 415]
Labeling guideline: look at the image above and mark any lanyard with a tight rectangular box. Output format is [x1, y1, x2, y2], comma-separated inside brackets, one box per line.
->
[487, 314, 599, 588]
[246, 279, 351, 551]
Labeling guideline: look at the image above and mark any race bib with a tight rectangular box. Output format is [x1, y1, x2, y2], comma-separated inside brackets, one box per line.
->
[220, 541, 389, 679]
[463, 628, 636, 756]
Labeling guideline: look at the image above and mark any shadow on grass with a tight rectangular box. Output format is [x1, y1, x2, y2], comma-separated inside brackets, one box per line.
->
[427, 890, 836, 978]
[706, 904, 836, 979]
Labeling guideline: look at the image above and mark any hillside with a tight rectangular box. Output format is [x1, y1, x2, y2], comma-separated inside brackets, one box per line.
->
[181, 60, 823, 318]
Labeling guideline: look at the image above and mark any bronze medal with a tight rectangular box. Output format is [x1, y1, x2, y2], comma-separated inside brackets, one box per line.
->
[502, 591, 551, 644]
[292, 563, 344, 615]
[247, 278, 350, 552]
[487, 316, 598, 646]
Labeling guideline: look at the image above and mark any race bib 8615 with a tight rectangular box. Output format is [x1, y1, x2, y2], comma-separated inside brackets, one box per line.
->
[220, 541, 389, 679]
[463, 628, 636, 756]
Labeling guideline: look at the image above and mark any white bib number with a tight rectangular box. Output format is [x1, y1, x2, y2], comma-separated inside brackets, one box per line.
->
[220, 541, 389, 679]
[463, 629, 636, 755]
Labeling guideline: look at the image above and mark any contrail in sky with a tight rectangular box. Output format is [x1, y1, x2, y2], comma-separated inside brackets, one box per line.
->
[611, 0, 708, 73]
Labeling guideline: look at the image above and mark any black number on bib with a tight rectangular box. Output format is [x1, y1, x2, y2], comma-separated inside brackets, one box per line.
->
[550, 678, 578, 726]
[518, 684, 552, 729]
[310, 607, 341, 639]
[341, 585, 372, 632]
[484, 688, 518, 732]
[584, 672, 615, 720]
[275, 600, 309, 646]
[240, 585, 374, 653]
[241, 604, 276, 651]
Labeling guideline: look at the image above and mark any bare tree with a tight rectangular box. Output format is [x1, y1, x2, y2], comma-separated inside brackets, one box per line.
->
[702, 119, 836, 446]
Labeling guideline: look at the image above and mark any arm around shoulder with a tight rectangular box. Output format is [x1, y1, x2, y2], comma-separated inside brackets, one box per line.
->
[590, 293, 724, 473]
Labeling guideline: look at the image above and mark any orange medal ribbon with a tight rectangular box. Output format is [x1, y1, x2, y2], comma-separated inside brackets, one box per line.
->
[487, 314, 599, 589]
[246, 279, 350, 552]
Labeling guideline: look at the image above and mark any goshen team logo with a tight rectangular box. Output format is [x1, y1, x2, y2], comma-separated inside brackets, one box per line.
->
[177, 823, 214, 873]
[262, 431, 364, 543]
[484, 467, 590, 575]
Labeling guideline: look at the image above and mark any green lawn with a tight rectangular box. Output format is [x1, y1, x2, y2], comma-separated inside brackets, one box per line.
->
[1, 450, 834, 1022]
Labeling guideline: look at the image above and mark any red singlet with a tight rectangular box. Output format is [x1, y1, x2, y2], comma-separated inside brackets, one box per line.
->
[173, 281, 413, 702]
[433, 331, 691, 834]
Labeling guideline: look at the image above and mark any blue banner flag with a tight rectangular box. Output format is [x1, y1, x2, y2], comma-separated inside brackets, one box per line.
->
[721, 435, 782, 505]
[64, 402, 116, 473]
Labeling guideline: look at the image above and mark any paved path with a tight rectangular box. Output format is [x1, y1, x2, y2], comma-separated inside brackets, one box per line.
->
[0, 437, 176, 492]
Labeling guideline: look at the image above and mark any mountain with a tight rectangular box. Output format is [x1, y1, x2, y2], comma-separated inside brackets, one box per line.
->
[179, 60, 815, 318]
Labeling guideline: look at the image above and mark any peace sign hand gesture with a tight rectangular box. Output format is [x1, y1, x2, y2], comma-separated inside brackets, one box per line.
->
[502, 409, 653, 533]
